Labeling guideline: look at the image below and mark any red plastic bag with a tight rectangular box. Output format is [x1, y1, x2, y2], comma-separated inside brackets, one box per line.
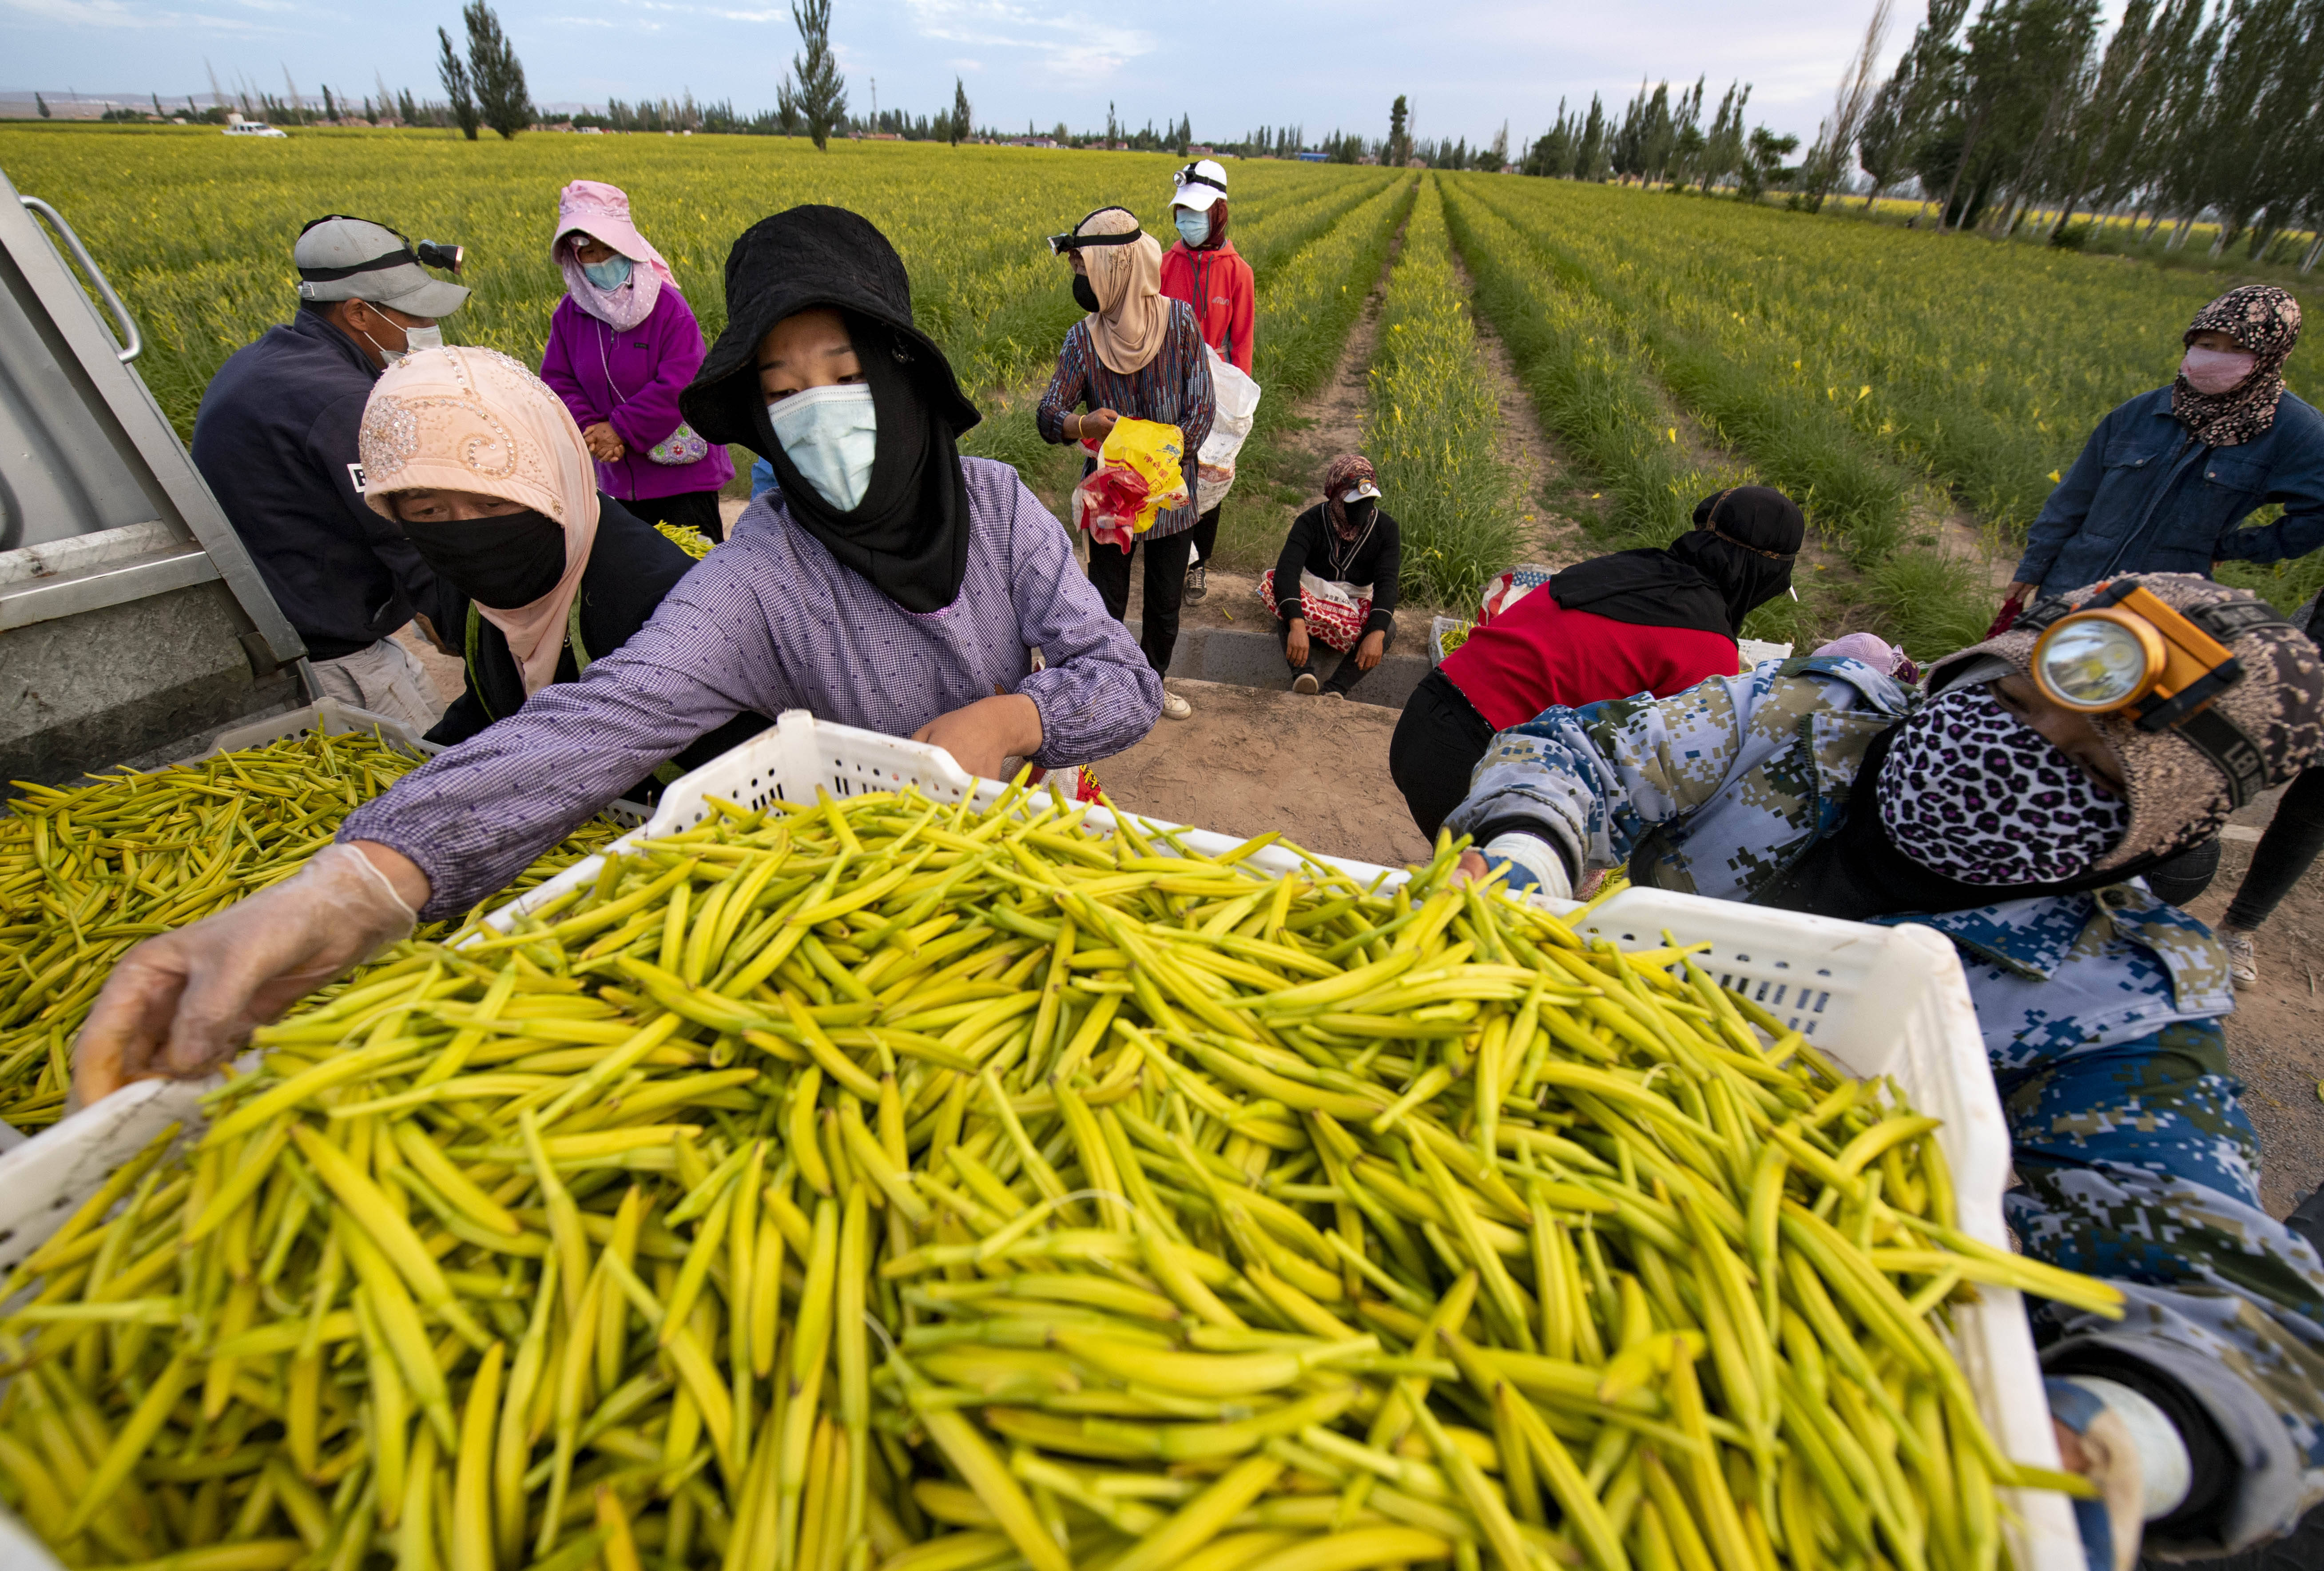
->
[1071, 465, 1151, 550]
[1984, 598, 2022, 639]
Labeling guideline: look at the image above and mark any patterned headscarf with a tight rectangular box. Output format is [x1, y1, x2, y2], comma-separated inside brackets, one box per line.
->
[2173, 285, 2300, 447]
[1923, 574, 2324, 872]
[1074, 207, 1168, 376]
[1321, 453, 1378, 544]
[360, 346, 601, 696]
[1875, 685, 2131, 885]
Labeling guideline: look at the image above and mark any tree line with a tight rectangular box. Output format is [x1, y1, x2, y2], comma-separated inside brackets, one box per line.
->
[1505, 0, 2323, 271]
[1837, 0, 2322, 267]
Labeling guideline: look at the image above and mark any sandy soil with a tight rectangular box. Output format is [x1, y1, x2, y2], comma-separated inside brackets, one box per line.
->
[1094, 679, 1431, 871]
[2181, 803, 2324, 1218]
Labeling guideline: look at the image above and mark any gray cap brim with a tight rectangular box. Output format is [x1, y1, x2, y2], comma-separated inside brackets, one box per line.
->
[373, 272, 471, 318]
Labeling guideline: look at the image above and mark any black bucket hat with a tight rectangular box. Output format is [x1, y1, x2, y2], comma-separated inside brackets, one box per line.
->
[679, 204, 981, 447]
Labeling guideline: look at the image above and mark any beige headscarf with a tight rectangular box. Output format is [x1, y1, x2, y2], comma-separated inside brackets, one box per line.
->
[1076, 207, 1168, 376]
[358, 346, 601, 696]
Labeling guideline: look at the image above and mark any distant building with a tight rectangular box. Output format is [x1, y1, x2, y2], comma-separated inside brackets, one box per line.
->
[1297, 151, 1327, 162]
[1188, 144, 1214, 156]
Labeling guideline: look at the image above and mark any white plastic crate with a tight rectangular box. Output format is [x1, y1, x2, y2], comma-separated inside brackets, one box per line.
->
[0, 711, 2078, 1570]
[1430, 613, 1472, 666]
[189, 696, 435, 764]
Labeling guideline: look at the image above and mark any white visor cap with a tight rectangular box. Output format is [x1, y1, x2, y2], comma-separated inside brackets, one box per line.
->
[1173, 158, 1229, 213]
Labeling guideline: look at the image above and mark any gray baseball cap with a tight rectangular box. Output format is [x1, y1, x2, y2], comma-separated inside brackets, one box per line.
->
[294, 215, 469, 317]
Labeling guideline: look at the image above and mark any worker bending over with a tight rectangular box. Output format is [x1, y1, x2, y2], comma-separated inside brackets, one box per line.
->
[1448, 573, 2324, 1566]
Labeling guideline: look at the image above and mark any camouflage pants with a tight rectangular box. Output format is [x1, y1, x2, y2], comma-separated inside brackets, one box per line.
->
[2001, 1020, 2324, 1548]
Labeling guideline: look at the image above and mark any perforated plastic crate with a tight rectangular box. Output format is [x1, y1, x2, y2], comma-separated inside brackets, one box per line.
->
[0, 711, 2078, 1569]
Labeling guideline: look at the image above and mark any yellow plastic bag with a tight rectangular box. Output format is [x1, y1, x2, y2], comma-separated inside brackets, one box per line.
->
[1070, 418, 1190, 547]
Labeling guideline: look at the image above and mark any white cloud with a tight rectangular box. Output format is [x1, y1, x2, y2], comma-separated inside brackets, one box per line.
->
[4, 0, 273, 27]
[900, 0, 1156, 79]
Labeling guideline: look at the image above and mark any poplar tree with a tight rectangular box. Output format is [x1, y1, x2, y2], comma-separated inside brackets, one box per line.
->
[464, 1, 535, 139]
[436, 28, 480, 139]
[787, 0, 848, 151]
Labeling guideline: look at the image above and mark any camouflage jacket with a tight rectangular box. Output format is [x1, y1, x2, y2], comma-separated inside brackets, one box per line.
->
[1446, 657, 2324, 1553]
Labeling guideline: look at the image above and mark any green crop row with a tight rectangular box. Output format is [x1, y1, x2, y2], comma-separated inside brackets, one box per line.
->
[1472, 177, 2319, 538]
[1451, 175, 1912, 569]
[1439, 178, 1994, 656]
[1364, 177, 1517, 609]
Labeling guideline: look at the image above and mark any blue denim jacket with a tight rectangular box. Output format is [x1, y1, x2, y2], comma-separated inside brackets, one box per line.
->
[2013, 387, 2324, 597]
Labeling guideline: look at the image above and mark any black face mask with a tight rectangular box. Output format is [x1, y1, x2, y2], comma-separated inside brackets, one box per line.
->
[1343, 497, 1378, 531]
[1071, 274, 1101, 313]
[398, 508, 569, 609]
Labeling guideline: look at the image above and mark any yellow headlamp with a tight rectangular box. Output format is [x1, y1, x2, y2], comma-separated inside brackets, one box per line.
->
[2021, 580, 2290, 807]
[2031, 585, 2233, 716]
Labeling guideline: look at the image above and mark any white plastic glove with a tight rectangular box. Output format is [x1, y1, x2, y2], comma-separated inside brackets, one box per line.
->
[2050, 1375, 2193, 1571]
[1479, 832, 1574, 902]
[72, 843, 420, 1106]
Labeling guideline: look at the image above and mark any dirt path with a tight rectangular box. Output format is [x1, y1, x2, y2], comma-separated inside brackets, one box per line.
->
[1444, 250, 1595, 572]
[2182, 803, 2324, 1219]
[1098, 680, 1431, 868]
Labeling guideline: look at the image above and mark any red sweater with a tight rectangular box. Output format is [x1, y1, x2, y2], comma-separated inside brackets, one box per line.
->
[1438, 591, 1739, 731]
[1159, 240, 1255, 373]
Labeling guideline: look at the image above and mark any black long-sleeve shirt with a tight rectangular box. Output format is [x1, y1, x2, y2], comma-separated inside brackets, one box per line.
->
[1271, 503, 1401, 636]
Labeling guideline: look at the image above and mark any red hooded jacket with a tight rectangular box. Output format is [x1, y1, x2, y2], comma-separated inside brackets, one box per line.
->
[1160, 239, 1255, 374]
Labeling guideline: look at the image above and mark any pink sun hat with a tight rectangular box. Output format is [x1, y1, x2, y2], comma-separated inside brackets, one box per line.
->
[552, 180, 679, 290]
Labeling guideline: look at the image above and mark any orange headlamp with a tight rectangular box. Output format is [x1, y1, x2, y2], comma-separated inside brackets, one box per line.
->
[2031, 584, 2237, 716]
[2022, 580, 2290, 806]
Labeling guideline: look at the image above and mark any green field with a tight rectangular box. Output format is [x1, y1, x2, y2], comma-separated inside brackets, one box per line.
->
[3, 125, 2316, 637]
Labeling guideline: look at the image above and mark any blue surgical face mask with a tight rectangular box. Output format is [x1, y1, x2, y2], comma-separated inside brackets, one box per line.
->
[767, 383, 878, 512]
[1174, 208, 1212, 248]
[581, 254, 634, 291]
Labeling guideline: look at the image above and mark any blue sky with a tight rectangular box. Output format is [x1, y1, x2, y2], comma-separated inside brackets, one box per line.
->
[7, 0, 1915, 147]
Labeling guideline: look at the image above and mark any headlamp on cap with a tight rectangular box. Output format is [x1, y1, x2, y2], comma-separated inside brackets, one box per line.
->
[415, 239, 464, 274]
[2027, 580, 2293, 807]
[2033, 583, 2239, 721]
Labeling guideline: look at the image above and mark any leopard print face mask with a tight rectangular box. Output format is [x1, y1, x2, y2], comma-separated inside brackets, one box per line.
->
[1875, 686, 2129, 887]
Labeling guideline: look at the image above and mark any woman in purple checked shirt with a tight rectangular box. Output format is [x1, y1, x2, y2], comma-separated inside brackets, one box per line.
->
[72, 205, 1162, 1105]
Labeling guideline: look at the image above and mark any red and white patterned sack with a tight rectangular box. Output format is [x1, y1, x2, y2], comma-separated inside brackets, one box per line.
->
[1475, 564, 1556, 625]
[1257, 568, 1373, 654]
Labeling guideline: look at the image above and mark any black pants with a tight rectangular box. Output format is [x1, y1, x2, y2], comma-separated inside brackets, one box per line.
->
[1390, 669, 1497, 843]
[1088, 529, 1194, 678]
[2146, 836, 2223, 907]
[624, 487, 727, 544]
[1279, 614, 1390, 696]
[1187, 505, 1221, 566]
[2223, 766, 2324, 929]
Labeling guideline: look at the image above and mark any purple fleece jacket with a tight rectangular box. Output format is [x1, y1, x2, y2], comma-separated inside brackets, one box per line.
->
[539, 287, 735, 502]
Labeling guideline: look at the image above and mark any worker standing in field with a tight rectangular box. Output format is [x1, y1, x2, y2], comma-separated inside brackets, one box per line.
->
[538, 181, 735, 543]
[1040, 207, 1215, 721]
[2002, 286, 2324, 911]
[1158, 159, 1255, 604]
[1446, 574, 2324, 1567]
[190, 215, 467, 732]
